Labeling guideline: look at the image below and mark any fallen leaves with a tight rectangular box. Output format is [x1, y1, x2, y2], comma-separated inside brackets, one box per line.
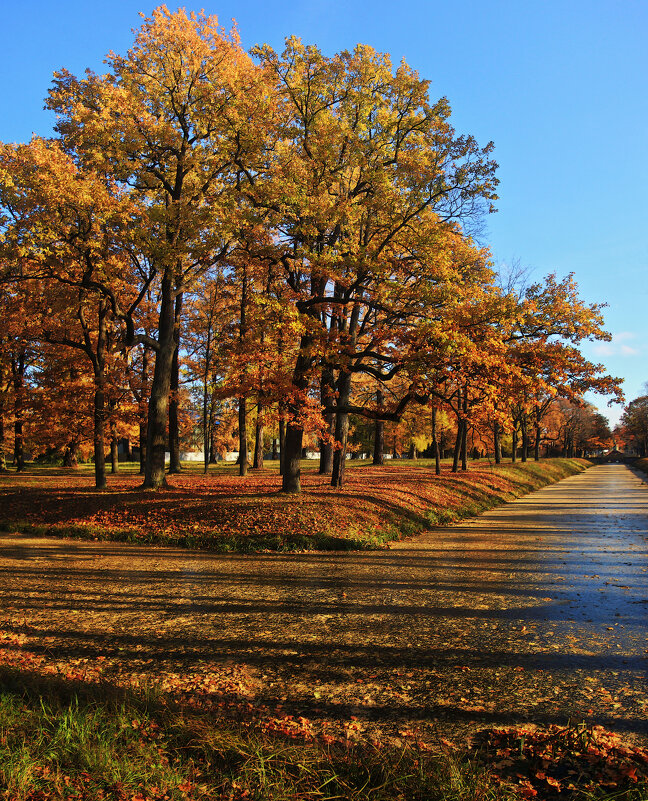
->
[472, 722, 648, 798]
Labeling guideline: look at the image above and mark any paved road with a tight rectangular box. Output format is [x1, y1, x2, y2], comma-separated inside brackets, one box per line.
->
[1, 463, 647, 744]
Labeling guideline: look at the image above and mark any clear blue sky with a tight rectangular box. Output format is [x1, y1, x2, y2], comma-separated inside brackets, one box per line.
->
[2, 1, 646, 426]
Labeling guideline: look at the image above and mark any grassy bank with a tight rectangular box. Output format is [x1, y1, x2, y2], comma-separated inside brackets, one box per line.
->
[634, 457, 648, 477]
[2, 661, 647, 801]
[0, 458, 590, 552]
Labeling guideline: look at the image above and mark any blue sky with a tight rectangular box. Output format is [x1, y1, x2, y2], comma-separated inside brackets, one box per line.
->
[2, 1, 646, 425]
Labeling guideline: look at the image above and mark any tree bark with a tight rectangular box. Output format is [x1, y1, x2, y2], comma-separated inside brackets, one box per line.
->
[511, 428, 518, 463]
[460, 422, 468, 471]
[521, 416, 528, 463]
[431, 407, 441, 475]
[168, 291, 184, 474]
[319, 366, 335, 474]
[63, 441, 79, 468]
[493, 421, 501, 464]
[282, 422, 303, 492]
[110, 426, 119, 474]
[253, 402, 264, 469]
[138, 346, 150, 475]
[452, 421, 462, 473]
[238, 396, 248, 476]
[143, 270, 177, 489]
[373, 390, 385, 466]
[0, 359, 7, 473]
[460, 388, 468, 471]
[279, 410, 286, 476]
[11, 350, 25, 473]
[331, 371, 352, 488]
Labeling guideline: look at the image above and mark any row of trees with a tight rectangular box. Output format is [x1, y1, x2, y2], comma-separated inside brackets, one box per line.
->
[0, 8, 622, 492]
[618, 390, 648, 457]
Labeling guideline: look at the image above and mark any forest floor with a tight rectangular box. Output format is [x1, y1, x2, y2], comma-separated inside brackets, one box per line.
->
[0, 457, 590, 551]
[2, 461, 648, 799]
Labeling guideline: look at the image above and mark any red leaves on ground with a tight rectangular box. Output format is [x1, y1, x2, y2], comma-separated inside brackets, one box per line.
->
[472, 723, 648, 798]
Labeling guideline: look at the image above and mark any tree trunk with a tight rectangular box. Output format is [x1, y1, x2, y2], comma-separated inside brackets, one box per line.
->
[139, 421, 147, 475]
[282, 422, 303, 492]
[431, 407, 441, 475]
[521, 416, 528, 462]
[93, 378, 107, 490]
[511, 428, 518, 463]
[253, 402, 264, 469]
[110, 425, 119, 474]
[319, 366, 335, 474]
[331, 371, 352, 488]
[373, 391, 385, 466]
[493, 422, 501, 464]
[460, 422, 468, 471]
[138, 346, 150, 475]
[460, 389, 468, 471]
[143, 271, 177, 489]
[272, 437, 278, 460]
[238, 396, 248, 476]
[452, 420, 462, 473]
[0, 361, 6, 472]
[534, 417, 541, 461]
[409, 442, 418, 459]
[168, 291, 184, 474]
[11, 350, 25, 472]
[279, 412, 286, 476]
[63, 441, 79, 468]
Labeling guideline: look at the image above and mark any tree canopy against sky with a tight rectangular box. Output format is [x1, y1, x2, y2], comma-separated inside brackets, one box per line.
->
[1, 1, 644, 427]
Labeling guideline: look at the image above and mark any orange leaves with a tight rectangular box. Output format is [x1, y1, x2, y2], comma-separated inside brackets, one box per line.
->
[473, 723, 648, 797]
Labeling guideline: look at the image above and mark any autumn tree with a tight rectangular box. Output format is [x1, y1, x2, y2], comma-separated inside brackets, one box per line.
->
[0, 138, 152, 488]
[245, 39, 498, 492]
[46, 7, 272, 489]
[620, 395, 648, 457]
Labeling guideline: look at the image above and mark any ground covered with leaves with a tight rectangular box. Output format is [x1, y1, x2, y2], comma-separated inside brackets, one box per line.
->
[2, 638, 648, 800]
[0, 458, 589, 551]
[2, 461, 648, 799]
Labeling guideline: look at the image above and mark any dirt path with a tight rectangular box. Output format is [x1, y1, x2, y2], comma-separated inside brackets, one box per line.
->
[1, 463, 647, 746]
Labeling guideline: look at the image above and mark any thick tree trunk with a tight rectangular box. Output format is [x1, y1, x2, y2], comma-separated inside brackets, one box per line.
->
[282, 422, 303, 492]
[63, 441, 79, 468]
[238, 396, 248, 476]
[511, 428, 518, 463]
[534, 420, 541, 461]
[460, 422, 468, 471]
[373, 390, 385, 466]
[319, 366, 335, 474]
[279, 414, 286, 476]
[12, 350, 25, 472]
[493, 422, 501, 464]
[521, 416, 528, 463]
[253, 402, 264, 469]
[409, 442, 418, 459]
[138, 346, 150, 475]
[143, 271, 177, 489]
[331, 371, 352, 488]
[110, 424, 119, 474]
[93, 379, 107, 490]
[168, 291, 183, 474]
[0, 362, 6, 472]
[460, 389, 468, 471]
[452, 420, 462, 473]
[139, 421, 147, 475]
[431, 407, 441, 475]
[272, 437, 278, 460]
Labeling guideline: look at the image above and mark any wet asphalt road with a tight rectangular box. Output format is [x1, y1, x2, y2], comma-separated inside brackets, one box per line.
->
[1, 463, 647, 744]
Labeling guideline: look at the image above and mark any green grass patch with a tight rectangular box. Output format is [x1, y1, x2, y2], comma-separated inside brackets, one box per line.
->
[0, 665, 514, 801]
